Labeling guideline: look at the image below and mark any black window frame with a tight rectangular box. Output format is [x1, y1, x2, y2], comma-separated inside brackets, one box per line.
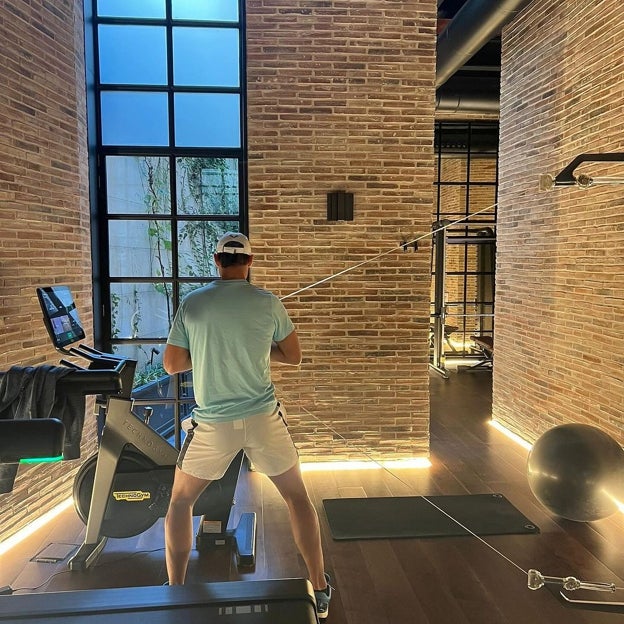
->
[84, 0, 248, 440]
[432, 121, 499, 358]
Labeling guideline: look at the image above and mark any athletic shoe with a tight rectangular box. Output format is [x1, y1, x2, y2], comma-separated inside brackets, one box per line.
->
[314, 573, 332, 620]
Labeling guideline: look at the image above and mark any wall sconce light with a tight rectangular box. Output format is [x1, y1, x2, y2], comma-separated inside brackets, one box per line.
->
[327, 190, 354, 221]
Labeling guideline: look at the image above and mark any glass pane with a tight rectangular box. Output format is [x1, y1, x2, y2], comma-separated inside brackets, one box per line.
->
[176, 157, 239, 216]
[446, 245, 468, 278]
[461, 284, 487, 309]
[109, 219, 172, 278]
[178, 220, 239, 277]
[444, 275, 464, 307]
[110, 282, 173, 339]
[144, 402, 175, 436]
[439, 184, 467, 218]
[179, 371, 195, 401]
[469, 186, 497, 215]
[180, 401, 195, 417]
[174, 93, 240, 148]
[173, 28, 239, 87]
[101, 92, 169, 146]
[107, 156, 171, 215]
[172, 0, 238, 22]
[469, 157, 497, 183]
[179, 282, 211, 301]
[111, 343, 171, 395]
[175, 401, 197, 444]
[99, 26, 167, 85]
[470, 125, 499, 156]
[440, 157, 467, 183]
[437, 125, 469, 157]
[97, 0, 165, 18]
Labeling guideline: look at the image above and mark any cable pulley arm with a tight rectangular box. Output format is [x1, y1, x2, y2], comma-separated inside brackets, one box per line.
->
[539, 152, 624, 189]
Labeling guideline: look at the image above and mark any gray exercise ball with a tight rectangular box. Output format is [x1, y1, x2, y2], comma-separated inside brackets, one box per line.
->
[527, 423, 624, 522]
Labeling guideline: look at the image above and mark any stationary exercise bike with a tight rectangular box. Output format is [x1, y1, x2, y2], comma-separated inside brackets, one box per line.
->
[36, 285, 256, 571]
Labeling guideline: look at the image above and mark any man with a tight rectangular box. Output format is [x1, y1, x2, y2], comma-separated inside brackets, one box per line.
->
[163, 232, 332, 619]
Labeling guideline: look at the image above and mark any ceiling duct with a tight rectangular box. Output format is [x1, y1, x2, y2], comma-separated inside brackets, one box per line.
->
[436, 0, 534, 89]
[436, 74, 501, 113]
[435, 92, 500, 113]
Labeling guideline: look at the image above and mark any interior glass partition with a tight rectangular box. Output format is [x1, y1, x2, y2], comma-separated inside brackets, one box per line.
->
[431, 122, 498, 369]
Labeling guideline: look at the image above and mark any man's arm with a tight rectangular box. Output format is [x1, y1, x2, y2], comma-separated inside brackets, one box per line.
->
[271, 330, 302, 366]
[163, 344, 192, 374]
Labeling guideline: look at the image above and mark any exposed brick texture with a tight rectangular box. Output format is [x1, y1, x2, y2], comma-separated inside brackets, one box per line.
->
[495, 0, 624, 444]
[0, 0, 95, 542]
[245, 1, 437, 460]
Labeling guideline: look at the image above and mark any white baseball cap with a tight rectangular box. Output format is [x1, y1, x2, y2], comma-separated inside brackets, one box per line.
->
[216, 232, 252, 255]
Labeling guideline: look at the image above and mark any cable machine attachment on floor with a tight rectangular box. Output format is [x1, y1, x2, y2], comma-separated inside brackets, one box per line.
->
[528, 569, 624, 613]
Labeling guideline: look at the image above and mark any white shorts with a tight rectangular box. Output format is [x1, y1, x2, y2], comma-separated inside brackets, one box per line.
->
[176, 402, 299, 481]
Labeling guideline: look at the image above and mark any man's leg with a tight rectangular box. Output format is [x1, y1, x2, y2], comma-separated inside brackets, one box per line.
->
[165, 467, 212, 584]
[268, 462, 326, 591]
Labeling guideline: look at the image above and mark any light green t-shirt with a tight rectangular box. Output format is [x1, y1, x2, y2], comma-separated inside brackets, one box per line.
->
[166, 279, 295, 423]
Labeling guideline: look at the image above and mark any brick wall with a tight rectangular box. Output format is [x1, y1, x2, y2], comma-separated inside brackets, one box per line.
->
[495, 0, 624, 443]
[0, 0, 95, 541]
[245, 0, 437, 460]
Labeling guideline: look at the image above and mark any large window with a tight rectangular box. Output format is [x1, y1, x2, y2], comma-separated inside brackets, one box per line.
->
[88, 0, 246, 437]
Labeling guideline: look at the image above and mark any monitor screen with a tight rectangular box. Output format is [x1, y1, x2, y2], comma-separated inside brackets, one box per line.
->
[36, 285, 86, 349]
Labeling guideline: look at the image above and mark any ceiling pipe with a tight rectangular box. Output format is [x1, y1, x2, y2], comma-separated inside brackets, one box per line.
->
[436, 73, 501, 113]
[436, 0, 534, 89]
[435, 92, 500, 113]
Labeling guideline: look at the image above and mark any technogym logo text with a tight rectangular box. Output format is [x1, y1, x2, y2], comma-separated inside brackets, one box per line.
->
[112, 490, 151, 502]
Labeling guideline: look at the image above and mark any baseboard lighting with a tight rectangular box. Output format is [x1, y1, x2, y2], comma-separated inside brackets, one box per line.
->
[0, 497, 73, 557]
[489, 419, 533, 451]
[301, 458, 431, 472]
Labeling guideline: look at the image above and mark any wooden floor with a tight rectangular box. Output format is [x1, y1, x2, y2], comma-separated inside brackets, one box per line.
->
[3, 369, 624, 623]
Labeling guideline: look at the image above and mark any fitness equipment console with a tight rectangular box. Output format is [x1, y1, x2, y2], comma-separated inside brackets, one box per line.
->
[36, 285, 256, 571]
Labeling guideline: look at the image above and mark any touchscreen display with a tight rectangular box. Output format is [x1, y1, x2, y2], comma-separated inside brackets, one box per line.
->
[36, 285, 86, 349]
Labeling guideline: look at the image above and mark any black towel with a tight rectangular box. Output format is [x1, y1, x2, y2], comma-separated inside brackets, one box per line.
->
[0, 365, 87, 493]
[0, 365, 86, 459]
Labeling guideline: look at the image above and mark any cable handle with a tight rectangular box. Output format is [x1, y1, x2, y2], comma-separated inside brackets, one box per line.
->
[528, 569, 616, 593]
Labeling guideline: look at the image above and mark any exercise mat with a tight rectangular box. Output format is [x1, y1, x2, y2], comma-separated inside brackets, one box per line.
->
[323, 493, 539, 540]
